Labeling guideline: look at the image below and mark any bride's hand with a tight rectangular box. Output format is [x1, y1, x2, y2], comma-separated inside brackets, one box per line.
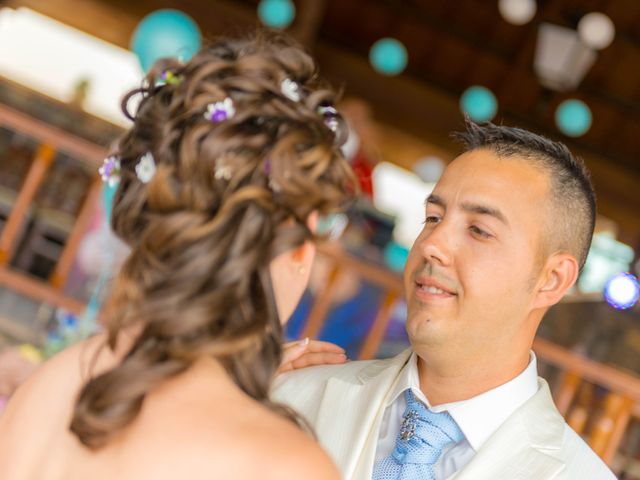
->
[278, 338, 347, 373]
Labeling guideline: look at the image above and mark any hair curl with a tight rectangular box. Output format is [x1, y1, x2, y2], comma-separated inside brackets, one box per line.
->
[70, 33, 357, 449]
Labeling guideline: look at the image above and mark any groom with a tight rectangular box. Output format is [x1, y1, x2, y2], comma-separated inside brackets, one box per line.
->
[273, 121, 616, 479]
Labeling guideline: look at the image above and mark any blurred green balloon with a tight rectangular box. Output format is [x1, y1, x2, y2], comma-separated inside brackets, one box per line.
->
[460, 86, 497, 122]
[258, 0, 296, 29]
[369, 38, 408, 76]
[131, 9, 202, 72]
[555, 99, 592, 137]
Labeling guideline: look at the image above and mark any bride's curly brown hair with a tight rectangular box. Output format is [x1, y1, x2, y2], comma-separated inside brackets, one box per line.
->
[70, 32, 357, 449]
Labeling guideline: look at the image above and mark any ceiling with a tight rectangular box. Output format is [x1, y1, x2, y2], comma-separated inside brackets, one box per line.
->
[311, 0, 640, 174]
[5, 0, 640, 245]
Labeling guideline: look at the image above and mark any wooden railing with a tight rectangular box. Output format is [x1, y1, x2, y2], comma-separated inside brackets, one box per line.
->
[0, 103, 106, 317]
[0, 102, 638, 471]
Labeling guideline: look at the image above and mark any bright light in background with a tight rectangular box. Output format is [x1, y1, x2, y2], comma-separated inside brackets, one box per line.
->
[498, 0, 537, 26]
[372, 161, 434, 248]
[0, 7, 143, 126]
[369, 38, 408, 76]
[603, 273, 639, 310]
[413, 156, 445, 183]
[579, 232, 635, 293]
[578, 12, 615, 50]
[555, 99, 592, 137]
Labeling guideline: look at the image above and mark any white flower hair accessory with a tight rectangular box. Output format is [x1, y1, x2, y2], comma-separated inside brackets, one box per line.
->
[214, 163, 232, 181]
[281, 78, 301, 102]
[99, 156, 121, 187]
[135, 152, 156, 184]
[204, 97, 236, 123]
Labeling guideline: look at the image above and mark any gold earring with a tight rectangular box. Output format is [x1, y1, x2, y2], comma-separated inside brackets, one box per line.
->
[296, 264, 306, 275]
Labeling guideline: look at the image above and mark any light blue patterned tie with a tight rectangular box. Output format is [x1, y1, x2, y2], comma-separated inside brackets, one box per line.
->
[373, 390, 464, 480]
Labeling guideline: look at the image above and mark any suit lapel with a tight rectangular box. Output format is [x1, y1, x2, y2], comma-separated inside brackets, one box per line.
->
[315, 349, 412, 480]
[453, 379, 566, 480]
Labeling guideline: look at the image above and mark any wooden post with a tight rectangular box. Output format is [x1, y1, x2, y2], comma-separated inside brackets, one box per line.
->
[589, 392, 634, 463]
[358, 290, 398, 360]
[0, 267, 84, 315]
[0, 143, 55, 265]
[567, 406, 589, 435]
[300, 263, 341, 339]
[554, 371, 582, 416]
[49, 178, 102, 289]
[601, 396, 633, 465]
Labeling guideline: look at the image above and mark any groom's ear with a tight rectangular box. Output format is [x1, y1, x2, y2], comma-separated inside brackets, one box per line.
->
[532, 252, 578, 310]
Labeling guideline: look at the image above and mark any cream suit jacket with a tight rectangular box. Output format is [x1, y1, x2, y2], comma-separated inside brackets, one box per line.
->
[271, 349, 616, 480]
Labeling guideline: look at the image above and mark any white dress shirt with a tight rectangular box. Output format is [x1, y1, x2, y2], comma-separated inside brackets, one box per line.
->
[374, 352, 539, 480]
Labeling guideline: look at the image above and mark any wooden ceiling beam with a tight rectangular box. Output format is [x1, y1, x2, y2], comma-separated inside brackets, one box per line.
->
[5, 0, 639, 245]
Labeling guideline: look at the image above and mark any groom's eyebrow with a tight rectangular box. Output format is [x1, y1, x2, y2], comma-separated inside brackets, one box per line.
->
[426, 194, 509, 226]
[425, 194, 445, 209]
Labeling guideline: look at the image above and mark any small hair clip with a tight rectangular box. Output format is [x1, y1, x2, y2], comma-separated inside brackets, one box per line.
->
[204, 97, 236, 123]
[317, 105, 339, 132]
[281, 78, 301, 102]
[99, 156, 121, 187]
[263, 158, 282, 192]
[160, 70, 182, 86]
[135, 152, 156, 183]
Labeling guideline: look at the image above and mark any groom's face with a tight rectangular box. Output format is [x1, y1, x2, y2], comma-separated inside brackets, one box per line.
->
[403, 149, 550, 358]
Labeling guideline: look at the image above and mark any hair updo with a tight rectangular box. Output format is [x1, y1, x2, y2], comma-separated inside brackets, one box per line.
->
[70, 32, 357, 449]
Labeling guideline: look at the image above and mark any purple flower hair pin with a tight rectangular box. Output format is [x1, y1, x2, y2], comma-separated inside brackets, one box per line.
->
[99, 156, 121, 187]
[317, 105, 339, 132]
[135, 152, 156, 183]
[204, 97, 236, 123]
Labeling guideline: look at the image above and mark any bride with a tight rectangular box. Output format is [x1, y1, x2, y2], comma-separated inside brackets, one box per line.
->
[0, 33, 355, 479]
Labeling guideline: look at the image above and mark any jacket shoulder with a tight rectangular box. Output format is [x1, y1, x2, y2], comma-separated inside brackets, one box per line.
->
[556, 425, 616, 479]
[271, 350, 411, 421]
[272, 358, 380, 398]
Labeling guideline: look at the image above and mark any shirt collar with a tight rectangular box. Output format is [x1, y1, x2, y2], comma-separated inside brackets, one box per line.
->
[386, 351, 539, 452]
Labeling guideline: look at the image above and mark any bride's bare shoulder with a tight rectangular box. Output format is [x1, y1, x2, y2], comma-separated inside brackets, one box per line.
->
[2, 332, 113, 411]
[129, 360, 340, 479]
[235, 408, 340, 480]
[141, 409, 341, 480]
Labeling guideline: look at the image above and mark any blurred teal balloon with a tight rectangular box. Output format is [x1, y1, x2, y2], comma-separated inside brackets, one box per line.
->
[131, 9, 202, 72]
[369, 38, 408, 76]
[258, 0, 296, 29]
[555, 99, 592, 137]
[383, 241, 410, 273]
[101, 181, 117, 224]
[460, 86, 498, 122]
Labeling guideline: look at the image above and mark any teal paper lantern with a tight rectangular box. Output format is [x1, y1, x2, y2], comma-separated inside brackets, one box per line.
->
[131, 9, 202, 72]
[460, 86, 498, 122]
[258, 0, 296, 29]
[555, 99, 592, 137]
[383, 241, 410, 273]
[369, 38, 408, 76]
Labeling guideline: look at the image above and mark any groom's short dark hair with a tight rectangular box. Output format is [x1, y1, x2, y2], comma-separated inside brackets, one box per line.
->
[452, 121, 596, 271]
